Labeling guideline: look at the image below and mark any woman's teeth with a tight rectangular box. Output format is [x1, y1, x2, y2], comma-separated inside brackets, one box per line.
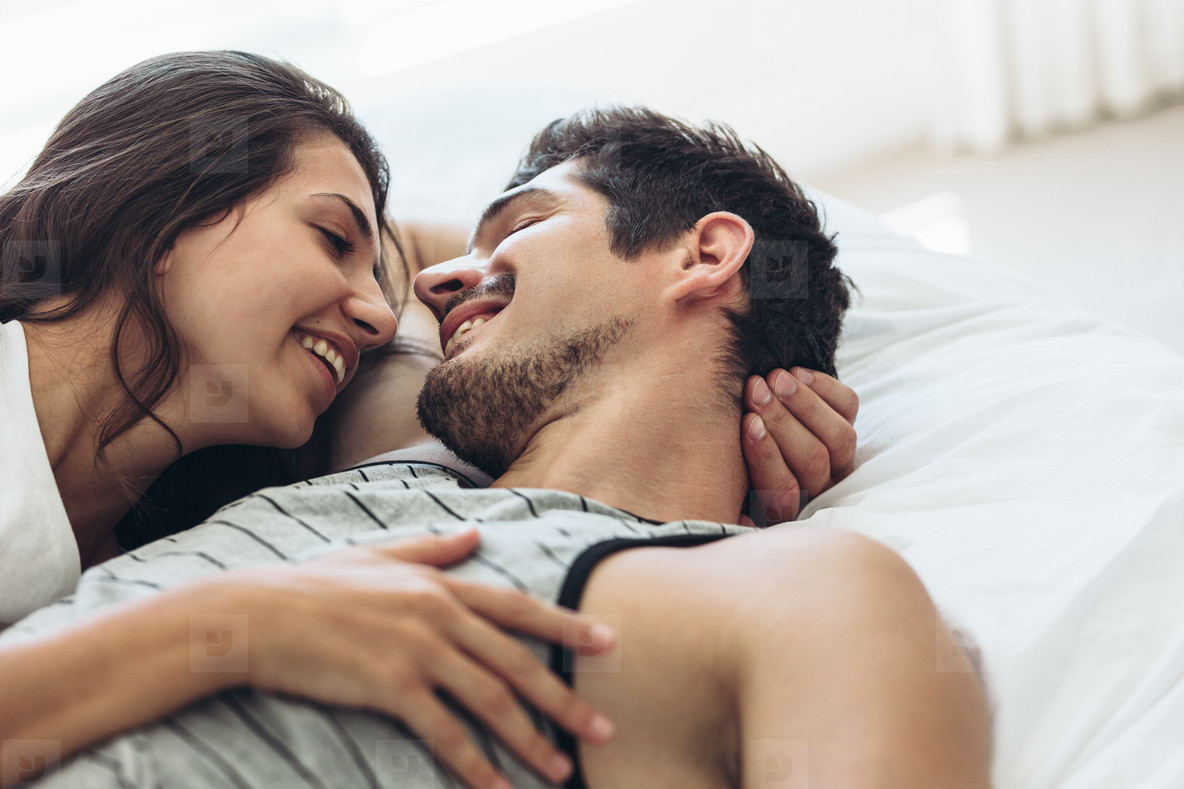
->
[296, 331, 345, 384]
[445, 316, 487, 357]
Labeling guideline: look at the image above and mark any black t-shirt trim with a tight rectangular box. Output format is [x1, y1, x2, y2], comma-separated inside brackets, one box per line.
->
[548, 533, 733, 789]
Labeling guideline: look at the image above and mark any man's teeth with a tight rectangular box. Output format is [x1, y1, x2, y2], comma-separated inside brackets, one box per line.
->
[445, 316, 487, 357]
[297, 332, 345, 385]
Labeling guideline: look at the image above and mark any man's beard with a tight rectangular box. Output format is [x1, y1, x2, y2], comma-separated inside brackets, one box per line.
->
[416, 316, 632, 478]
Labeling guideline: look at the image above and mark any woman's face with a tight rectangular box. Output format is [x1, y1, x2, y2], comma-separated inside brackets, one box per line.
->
[157, 133, 399, 450]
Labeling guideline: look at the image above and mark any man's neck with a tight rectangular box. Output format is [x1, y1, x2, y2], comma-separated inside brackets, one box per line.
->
[491, 374, 748, 525]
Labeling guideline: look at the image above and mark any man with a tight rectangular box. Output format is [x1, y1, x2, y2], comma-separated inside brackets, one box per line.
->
[4, 108, 989, 789]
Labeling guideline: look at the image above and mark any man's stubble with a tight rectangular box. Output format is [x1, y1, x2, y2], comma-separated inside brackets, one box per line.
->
[417, 312, 633, 478]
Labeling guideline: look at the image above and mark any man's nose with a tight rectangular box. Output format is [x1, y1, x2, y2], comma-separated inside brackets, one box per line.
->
[413, 256, 486, 321]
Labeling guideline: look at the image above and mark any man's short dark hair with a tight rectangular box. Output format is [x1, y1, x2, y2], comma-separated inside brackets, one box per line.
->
[506, 107, 851, 397]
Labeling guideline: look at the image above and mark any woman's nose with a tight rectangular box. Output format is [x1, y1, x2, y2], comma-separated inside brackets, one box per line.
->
[344, 275, 399, 350]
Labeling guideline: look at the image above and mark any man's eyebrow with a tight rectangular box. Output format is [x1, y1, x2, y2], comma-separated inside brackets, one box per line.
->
[467, 186, 556, 254]
[312, 192, 374, 240]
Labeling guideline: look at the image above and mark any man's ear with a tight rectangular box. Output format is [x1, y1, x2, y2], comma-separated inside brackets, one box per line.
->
[667, 212, 753, 305]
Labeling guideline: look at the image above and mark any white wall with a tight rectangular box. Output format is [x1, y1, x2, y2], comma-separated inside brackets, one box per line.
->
[1, 0, 950, 198]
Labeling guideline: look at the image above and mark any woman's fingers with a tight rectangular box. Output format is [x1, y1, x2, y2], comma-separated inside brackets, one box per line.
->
[425, 645, 587, 787]
[257, 533, 617, 789]
[448, 579, 615, 655]
[746, 371, 832, 499]
[365, 580, 609, 787]
[746, 369, 859, 487]
[741, 368, 860, 524]
[791, 367, 860, 426]
[370, 527, 481, 566]
[391, 685, 516, 789]
[371, 533, 615, 656]
[741, 411, 805, 523]
[444, 584, 615, 738]
[773, 368, 858, 480]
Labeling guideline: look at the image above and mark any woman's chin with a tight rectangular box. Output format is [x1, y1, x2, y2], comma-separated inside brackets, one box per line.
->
[276, 423, 317, 450]
[243, 413, 317, 451]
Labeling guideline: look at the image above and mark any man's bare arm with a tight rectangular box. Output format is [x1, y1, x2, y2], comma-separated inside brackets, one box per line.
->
[731, 529, 992, 788]
[572, 528, 992, 789]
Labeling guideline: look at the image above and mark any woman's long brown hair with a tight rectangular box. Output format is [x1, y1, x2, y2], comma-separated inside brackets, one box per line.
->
[0, 51, 409, 545]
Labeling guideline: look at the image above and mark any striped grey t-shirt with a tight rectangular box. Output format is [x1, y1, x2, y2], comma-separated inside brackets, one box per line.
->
[4, 461, 748, 788]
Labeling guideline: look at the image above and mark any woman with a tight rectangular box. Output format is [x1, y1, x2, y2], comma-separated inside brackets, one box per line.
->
[0, 52, 858, 789]
[0, 51, 623, 789]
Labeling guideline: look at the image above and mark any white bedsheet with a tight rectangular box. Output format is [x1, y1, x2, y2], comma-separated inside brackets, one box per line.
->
[806, 191, 1184, 788]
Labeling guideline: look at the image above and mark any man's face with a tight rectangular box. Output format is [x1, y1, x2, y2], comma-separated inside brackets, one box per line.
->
[412, 161, 648, 477]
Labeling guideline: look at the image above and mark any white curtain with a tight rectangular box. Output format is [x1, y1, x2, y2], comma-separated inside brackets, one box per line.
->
[943, 0, 1184, 152]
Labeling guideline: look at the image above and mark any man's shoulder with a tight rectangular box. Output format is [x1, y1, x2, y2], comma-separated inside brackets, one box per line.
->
[575, 525, 939, 668]
[572, 526, 993, 789]
[568, 527, 938, 789]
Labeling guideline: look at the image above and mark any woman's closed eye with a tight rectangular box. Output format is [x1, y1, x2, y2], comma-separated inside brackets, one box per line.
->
[320, 227, 357, 258]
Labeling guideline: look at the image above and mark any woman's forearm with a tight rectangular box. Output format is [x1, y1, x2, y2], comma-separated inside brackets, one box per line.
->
[0, 535, 618, 789]
[0, 576, 245, 783]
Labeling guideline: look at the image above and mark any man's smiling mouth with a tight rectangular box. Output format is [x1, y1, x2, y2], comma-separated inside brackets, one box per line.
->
[444, 313, 497, 357]
[436, 272, 516, 358]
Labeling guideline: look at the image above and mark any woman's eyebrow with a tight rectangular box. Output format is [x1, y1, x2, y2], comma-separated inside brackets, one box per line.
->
[311, 192, 374, 240]
[467, 186, 557, 254]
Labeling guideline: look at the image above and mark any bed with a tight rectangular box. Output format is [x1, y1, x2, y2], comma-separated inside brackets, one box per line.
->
[7, 93, 1184, 787]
